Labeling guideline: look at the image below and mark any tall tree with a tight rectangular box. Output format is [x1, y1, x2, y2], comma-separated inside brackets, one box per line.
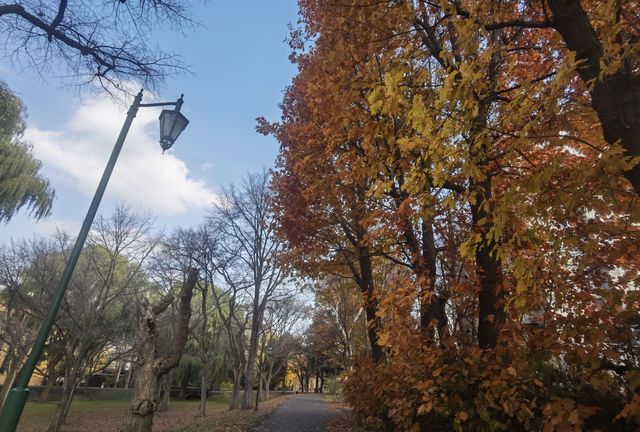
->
[209, 171, 288, 410]
[267, 0, 640, 430]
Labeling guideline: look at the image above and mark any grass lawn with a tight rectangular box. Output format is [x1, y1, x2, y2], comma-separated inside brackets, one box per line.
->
[16, 394, 289, 432]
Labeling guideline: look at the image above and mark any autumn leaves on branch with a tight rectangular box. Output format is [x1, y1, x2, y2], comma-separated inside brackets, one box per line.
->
[263, 1, 640, 430]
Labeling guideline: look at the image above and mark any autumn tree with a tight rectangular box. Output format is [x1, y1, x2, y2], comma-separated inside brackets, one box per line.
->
[267, 0, 640, 430]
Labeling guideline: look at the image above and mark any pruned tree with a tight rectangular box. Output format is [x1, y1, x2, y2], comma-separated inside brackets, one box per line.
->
[122, 266, 198, 432]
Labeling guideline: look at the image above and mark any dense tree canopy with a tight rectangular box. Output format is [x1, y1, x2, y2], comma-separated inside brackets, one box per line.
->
[264, 1, 640, 430]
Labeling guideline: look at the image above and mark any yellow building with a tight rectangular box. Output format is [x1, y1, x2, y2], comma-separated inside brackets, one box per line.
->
[0, 347, 46, 387]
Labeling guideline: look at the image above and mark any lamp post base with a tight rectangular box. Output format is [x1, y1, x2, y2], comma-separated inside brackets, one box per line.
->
[0, 387, 30, 432]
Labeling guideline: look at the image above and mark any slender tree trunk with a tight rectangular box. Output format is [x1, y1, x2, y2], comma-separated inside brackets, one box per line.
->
[40, 375, 56, 402]
[0, 358, 19, 408]
[230, 366, 242, 409]
[264, 376, 271, 401]
[114, 362, 123, 388]
[47, 368, 80, 432]
[199, 370, 207, 416]
[242, 299, 261, 409]
[199, 285, 208, 416]
[125, 363, 134, 389]
[156, 373, 170, 413]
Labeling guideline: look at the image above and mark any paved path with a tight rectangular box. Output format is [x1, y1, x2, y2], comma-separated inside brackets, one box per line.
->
[256, 393, 336, 432]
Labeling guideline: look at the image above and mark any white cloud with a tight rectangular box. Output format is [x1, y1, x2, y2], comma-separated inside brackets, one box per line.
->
[24, 96, 218, 215]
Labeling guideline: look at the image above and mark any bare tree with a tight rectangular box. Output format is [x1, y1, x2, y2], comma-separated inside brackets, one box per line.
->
[209, 171, 288, 410]
[0, 0, 194, 93]
[157, 226, 229, 416]
[258, 298, 306, 402]
[43, 206, 156, 432]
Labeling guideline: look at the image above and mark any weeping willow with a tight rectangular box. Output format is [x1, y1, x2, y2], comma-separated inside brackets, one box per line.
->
[0, 82, 54, 222]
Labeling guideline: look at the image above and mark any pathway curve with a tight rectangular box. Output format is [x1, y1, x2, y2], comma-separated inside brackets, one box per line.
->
[255, 393, 336, 432]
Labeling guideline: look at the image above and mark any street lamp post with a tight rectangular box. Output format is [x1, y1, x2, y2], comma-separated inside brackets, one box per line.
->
[0, 90, 189, 432]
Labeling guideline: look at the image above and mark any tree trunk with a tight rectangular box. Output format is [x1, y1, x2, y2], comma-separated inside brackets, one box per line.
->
[199, 370, 207, 416]
[47, 369, 79, 432]
[40, 376, 56, 402]
[0, 357, 19, 408]
[156, 372, 170, 413]
[547, 0, 640, 194]
[470, 178, 504, 348]
[123, 359, 159, 432]
[199, 284, 208, 416]
[125, 364, 134, 389]
[242, 300, 261, 409]
[122, 268, 197, 432]
[264, 376, 271, 401]
[230, 367, 242, 410]
[114, 362, 123, 388]
[357, 246, 385, 363]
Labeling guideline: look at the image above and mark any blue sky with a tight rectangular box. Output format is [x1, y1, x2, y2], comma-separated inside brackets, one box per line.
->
[1, 0, 299, 242]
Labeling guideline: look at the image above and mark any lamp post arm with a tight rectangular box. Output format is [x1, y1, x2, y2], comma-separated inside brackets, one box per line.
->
[140, 94, 184, 110]
[139, 102, 177, 108]
[0, 90, 144, 432]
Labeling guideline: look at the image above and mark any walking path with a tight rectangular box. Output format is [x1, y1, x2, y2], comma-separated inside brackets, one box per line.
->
[255, 393, 336, 432]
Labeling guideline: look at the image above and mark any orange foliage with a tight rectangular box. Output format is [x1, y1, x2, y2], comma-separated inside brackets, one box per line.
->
[264, 0, 640, 430]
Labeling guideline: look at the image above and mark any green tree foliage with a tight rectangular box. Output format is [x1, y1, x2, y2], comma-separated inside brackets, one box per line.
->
[0, 82, 54, 222]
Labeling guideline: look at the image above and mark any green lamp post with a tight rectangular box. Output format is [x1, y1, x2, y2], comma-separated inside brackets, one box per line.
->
[0, 90, 189, 432]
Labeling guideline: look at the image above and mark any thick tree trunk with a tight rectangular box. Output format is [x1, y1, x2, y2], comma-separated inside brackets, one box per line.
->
[357, 246, 385, 363]
[547, 0, 640, 194]
[122, 268, 197, 432]
[470, 178, 505, 348]
[124, 360, 159, 432]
